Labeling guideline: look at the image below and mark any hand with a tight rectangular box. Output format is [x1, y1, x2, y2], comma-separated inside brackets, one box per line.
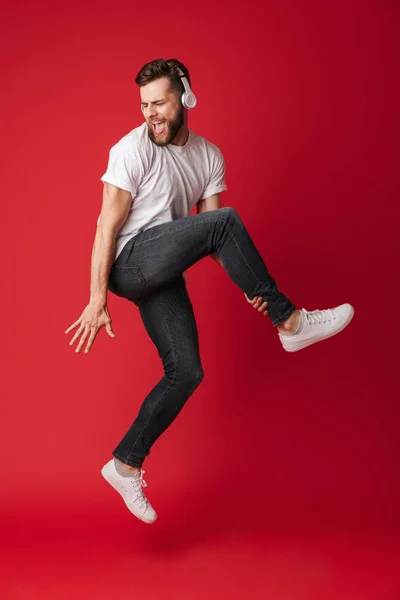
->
[65, 303, 115, 354]
[244, 293, 269, 316]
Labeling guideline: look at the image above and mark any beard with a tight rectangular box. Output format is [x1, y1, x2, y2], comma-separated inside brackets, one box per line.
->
[147, 106, 185, 146]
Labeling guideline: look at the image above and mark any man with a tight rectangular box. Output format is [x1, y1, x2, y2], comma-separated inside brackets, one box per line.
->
[65, 58, 354, 524]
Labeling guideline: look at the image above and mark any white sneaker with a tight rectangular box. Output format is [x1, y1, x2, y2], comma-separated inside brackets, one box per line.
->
[278, 303, 354, 352]
[101, 459, 157, 524]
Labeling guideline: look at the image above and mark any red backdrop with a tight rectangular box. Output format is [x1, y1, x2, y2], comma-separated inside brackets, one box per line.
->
[2, 0, 399, 598]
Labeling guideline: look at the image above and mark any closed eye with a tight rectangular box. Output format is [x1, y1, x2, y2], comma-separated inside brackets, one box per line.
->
[141, 102, 164, 108]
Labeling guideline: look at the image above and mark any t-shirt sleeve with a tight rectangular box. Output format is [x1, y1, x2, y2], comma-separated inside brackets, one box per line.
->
[100, 144, 142, 197]
[201, 146, 228, 200]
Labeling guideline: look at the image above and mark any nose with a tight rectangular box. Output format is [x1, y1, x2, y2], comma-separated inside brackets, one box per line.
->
[144, 104, 157, 119]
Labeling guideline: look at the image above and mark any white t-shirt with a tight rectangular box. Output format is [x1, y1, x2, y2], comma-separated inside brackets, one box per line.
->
[99, 122, 228, 261]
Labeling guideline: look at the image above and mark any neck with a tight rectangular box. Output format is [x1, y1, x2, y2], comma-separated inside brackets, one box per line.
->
[171, 112, 189, 146]
[171, 126, 189, 146]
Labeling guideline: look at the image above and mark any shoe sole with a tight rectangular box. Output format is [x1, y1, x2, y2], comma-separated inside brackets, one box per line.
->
[281, 304, 355, 352]
[101, 465, 157, 524]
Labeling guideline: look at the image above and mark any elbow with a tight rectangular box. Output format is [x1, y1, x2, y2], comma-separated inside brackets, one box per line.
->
[97, 217, 120, 238]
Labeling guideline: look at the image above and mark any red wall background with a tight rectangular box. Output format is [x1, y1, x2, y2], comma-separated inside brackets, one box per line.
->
[2, 0, 399, 597]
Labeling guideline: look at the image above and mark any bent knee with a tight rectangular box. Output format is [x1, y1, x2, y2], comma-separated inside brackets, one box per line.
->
[182, 365, 204, 389]
[195, 366, 204, 386]
[166, 364, 204, 390]
[218, 207, 241, 223]
[219, 206, 237, 216]
[183, 366, 204, 391]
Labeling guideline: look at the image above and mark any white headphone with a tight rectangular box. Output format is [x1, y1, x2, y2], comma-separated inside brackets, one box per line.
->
[176, 66, 197, 110]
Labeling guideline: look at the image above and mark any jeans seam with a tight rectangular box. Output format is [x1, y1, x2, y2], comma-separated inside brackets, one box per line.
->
[219, 214, 265, 289]
[125, 293, 179, 462]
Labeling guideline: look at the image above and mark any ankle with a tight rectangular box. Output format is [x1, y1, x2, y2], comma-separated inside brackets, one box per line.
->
[115, 458, 140, 472]
[277, 309, 301, 333]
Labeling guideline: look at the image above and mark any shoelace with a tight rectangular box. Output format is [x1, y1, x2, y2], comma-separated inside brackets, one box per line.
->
[302, 308, 336, 326]
[129, 469, 148, 509]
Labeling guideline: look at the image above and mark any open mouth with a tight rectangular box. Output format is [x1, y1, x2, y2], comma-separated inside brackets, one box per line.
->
[152, 121, 166, 136]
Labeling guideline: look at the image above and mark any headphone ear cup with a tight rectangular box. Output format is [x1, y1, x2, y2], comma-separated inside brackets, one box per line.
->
[178, 74, 197, 109]
[182, 91, 197, 110]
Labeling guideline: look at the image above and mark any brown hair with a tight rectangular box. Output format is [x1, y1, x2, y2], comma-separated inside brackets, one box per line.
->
[135, 58, 192, 98]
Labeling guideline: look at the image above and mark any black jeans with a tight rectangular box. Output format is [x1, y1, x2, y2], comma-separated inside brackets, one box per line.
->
[107, 207, 296, 467]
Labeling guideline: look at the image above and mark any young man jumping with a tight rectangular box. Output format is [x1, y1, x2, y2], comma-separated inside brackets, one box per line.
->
[65, 58, 354, 524]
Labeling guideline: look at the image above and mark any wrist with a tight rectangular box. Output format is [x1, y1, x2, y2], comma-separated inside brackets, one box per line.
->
[89, 295, 107, 309]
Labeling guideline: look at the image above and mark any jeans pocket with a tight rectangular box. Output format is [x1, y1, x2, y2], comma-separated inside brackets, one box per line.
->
[108, 265, 146, 300]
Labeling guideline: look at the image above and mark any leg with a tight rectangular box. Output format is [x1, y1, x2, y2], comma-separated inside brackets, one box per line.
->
[108, 207, 297, 327]
[112, 275, 204, 468]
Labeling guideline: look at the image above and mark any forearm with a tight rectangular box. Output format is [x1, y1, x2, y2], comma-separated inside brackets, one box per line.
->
[89, 225, 116, 306]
